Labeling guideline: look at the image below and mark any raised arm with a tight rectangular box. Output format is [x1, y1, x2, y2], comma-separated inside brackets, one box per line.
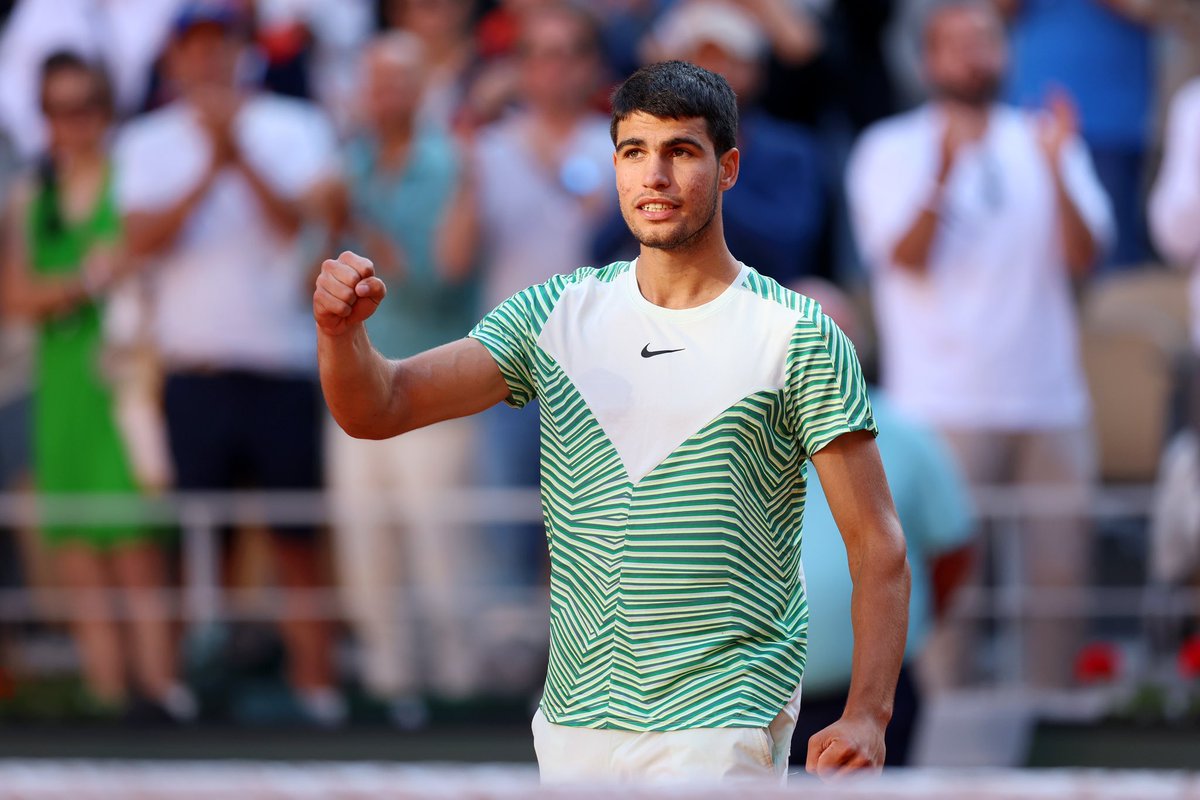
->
[314, 250, 509, 439]
[805, 429, 911, 778]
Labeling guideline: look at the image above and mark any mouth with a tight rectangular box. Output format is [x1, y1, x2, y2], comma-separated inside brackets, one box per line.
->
[635, 198, 680, 221]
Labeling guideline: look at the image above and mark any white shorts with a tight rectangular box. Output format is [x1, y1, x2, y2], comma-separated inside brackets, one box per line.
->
[531, 685, 803, 784]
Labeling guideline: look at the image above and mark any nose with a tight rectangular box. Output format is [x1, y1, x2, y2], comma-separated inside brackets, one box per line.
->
[642, 154, 671, 191]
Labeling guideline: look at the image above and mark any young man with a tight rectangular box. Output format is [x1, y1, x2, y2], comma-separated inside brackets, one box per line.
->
[315, 61, 910, 783]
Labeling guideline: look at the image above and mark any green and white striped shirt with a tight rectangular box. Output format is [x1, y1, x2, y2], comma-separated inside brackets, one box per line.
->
[469, 260, 876, 731]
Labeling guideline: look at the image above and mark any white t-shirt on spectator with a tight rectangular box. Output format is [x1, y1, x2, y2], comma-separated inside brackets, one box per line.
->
[1149, 77, 1200, 350]
[474, 113, 616, 310]
[113, 93, 336, 374]
[847, 103, 1113, 430]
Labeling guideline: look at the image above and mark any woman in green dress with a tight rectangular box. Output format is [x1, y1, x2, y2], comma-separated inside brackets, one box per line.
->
[0, 52, 189, 718]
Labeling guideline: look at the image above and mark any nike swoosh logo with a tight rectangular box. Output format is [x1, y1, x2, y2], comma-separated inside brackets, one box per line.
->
[641, 344, 685, 358]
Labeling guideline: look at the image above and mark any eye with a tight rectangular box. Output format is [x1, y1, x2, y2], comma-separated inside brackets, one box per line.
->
[672, 148, 691, 158]
[621, 148, 644, 160]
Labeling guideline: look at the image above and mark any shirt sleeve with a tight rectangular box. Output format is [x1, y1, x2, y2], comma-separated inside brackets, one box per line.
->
[845, 122, 936, 272]
[785, 311, 878, 458]
[1149, 80, 1200, 269]
[468, 288, 539, 408]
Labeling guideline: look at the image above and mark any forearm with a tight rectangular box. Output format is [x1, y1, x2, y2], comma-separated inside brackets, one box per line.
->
[843, 534, 911, 724]
[745, 0, 822, 64]
[318, 325, 403, 439]
[124, 170, 216, 257]
[2, 273, 88, 318]
[890, 200, 942, 274]
[234, 154, 303, 237]
[436, 183, 480, 284]
[1052, 169, 1099, 276]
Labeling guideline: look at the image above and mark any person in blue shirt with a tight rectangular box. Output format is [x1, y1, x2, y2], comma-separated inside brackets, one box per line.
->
[788, 279, 976, 766]
[312, 30, 482, 726]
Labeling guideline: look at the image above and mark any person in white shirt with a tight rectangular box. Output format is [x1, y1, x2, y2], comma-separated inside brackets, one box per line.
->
[1149, 75, 1200, 432]
[112, 2, 343, 724]
[846, 0, 1114, 689]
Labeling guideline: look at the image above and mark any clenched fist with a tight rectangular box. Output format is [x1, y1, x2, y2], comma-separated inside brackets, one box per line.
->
[806, 714, 886, 780]
[313, 250, 387, 336]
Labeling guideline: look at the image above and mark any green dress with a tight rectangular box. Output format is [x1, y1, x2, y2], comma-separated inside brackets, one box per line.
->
[29, 169, 145, 548]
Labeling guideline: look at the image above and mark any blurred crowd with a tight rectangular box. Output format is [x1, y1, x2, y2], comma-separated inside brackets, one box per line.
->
[0, 0, 1199, 753]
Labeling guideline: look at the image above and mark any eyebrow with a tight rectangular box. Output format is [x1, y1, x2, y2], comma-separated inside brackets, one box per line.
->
[614, 136, 707, 152]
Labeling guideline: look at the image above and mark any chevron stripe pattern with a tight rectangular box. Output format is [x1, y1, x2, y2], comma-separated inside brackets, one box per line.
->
[470, 263, 876, 732]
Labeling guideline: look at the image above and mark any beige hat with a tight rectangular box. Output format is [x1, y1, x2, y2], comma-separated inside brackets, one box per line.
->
[653, 1, 768, 62]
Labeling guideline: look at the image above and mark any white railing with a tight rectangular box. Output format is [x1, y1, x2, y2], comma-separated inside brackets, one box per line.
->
[0, 484, 1196, 684]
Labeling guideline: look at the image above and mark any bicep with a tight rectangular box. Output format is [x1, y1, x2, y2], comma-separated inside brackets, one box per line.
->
[395, 337, 512, 432]
[810, 430, 904, 566]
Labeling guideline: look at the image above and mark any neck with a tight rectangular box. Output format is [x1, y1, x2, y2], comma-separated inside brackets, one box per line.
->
[635, 216, 741, 310]
[57, 148, 106, 177]
[936, 97, 993, 118]
[378, 118, 415, 149]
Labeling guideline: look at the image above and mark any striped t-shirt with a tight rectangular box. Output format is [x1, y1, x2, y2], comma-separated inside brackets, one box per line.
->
[469, 260, 876, 731]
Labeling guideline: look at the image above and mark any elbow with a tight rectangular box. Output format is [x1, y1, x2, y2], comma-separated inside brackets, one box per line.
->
[337, 418, 399, 441]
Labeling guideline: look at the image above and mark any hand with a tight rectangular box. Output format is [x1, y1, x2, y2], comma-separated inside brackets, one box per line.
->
[82, 243, 119, 296]
[937, 109, 985, 185]
[805, 713, 887, 780]
[192, 86, 242, 165]
[313, 250, 387, 336]
[1038, 88, 1078, 165]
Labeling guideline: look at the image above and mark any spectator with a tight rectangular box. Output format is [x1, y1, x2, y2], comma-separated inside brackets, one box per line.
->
[785, 279, 975, 767]
[382, 0, 480, 132]
[0, 51, 190, 719]
[1001, 0, 1157, 271]
[596, 0, 828, 283]
[0, 0, 183, 158]
[846, 0, 1113, 688]
[470, 2, 616, 588]
[320, 31, 482, 724]
[1149, 74, 1200, 426]
[112, 3, 342, 724]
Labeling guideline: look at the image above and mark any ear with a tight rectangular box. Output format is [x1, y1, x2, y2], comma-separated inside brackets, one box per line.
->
[718, 147, 739, 192]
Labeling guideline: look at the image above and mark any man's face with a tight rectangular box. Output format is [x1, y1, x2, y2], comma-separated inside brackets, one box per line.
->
[924, 5, 1007, 106]
[519, 12, 599, 113]
[389, 0, 472, 42]
[612, 112, 739, 252]
[364, 50, 424, 130]
[168, 22, 240, 91]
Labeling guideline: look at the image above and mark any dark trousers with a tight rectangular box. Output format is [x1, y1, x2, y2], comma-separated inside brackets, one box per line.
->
[164, 371, 322, 538]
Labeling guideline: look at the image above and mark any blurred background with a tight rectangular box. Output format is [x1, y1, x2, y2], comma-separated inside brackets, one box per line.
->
[0, 0, 1199, 795]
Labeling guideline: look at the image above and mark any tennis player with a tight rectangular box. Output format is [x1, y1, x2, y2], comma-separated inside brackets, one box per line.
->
[314, 60, 910, 784]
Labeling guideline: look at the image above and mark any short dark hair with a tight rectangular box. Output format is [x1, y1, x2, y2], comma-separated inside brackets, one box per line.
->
[610, 60, 738, 155]
[39, 50, 114, 116]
